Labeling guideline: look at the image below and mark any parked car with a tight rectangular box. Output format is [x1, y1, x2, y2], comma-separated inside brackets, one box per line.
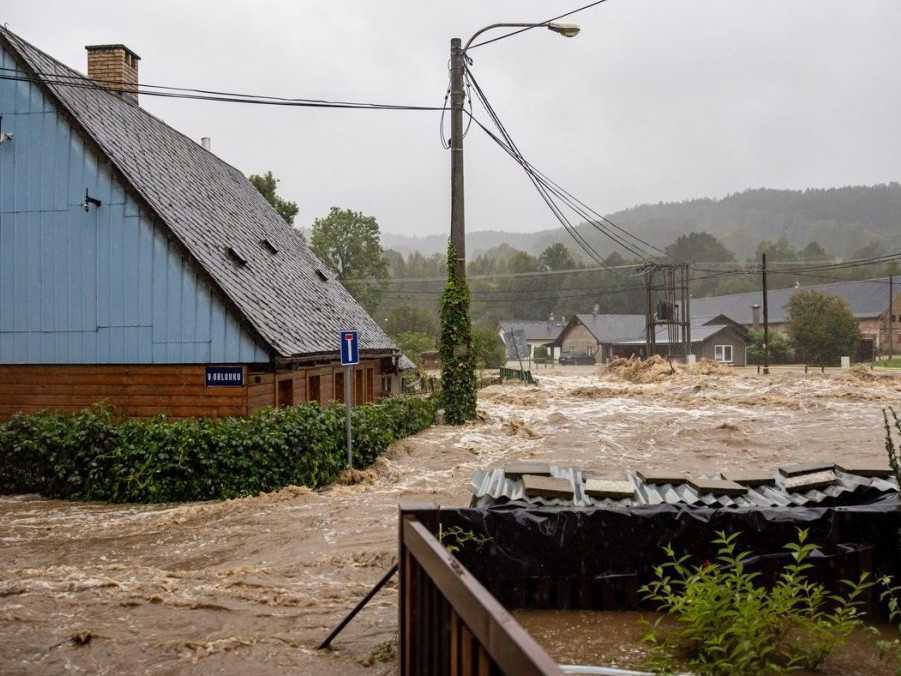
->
[558, 352, 596, 365]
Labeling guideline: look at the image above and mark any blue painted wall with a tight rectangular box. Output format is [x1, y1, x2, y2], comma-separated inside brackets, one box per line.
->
[0, 44, 270, 364]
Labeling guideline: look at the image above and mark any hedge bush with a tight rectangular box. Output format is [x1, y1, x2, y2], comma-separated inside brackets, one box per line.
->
[0, 396, 436, 503]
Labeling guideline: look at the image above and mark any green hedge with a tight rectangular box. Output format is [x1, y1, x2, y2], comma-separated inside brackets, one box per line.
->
[0, 396, 435, 503]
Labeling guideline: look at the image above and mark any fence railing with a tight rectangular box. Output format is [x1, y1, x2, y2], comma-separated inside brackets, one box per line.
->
[499, 367, 536, 385]
[399, 505, 562, 676]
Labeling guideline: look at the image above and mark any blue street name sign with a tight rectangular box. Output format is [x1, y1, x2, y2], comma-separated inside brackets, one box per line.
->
[205, 365, 244, 387]
[340, 330, 360, 366]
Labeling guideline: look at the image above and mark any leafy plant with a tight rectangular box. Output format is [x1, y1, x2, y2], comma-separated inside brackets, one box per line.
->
[640, 529, 873, 675]
[0, 397, 435, 504]
[439, 240, 477, 424]
[440, 526, 492, 555]
[876, 576, 901, 674]
[786, 290, 861, 367]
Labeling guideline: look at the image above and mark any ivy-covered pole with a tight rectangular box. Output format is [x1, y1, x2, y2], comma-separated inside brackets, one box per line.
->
[440, 240, 477, 423]
[439, 36, 476, 424]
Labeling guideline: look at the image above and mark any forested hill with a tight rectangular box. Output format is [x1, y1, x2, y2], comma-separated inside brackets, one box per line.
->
[383, 183, 901, 260]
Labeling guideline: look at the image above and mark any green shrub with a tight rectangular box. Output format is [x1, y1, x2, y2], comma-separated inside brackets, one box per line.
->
[0, 397, 435, 504]
[640, 529, 873, 675]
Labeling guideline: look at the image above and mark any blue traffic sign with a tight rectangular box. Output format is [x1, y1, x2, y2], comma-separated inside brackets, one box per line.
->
[340, 330, 359, 366]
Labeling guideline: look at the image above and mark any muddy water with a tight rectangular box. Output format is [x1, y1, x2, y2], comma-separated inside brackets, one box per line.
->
[1, 366, 899, 675]
[515, 609, 898, 675]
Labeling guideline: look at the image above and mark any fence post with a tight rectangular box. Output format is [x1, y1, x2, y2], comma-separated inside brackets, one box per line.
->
[399, 502, 438, 676]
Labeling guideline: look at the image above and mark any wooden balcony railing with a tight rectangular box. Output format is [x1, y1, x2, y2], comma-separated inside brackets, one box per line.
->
[399, 504, 562, 676]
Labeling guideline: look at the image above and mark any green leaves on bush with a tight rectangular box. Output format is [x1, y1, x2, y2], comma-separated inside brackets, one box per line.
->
[0, 397, 435, 503]
[640, 529, 873, 675]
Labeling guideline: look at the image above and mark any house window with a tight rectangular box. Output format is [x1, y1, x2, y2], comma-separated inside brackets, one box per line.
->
[334, 371, 345, 403]
[308, 375, 321, 403]
[714, 344, 733, 363]
[277, 378, 293, 408]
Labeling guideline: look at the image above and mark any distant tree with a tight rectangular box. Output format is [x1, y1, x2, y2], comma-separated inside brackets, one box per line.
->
[747, 328, 793, 364]
[507, 251, 541, 274]
[249, 171, 299, 225]
[471, 325, 507, 369]
[383, 305, 438, 338]
[396, 251, 444, 278]
[756, 237, 798, 262]
[786, 291, 860, 367]
[602, 251, 628, 267]
[665, 232, 735, 263]
[383, 249, 405, 277]
[310, 207, 388, 313]
[851, 240, 883, 260]
[538, 243, 577, 271]
[393, 331, 434, 366]
[800, 241, 830, 260]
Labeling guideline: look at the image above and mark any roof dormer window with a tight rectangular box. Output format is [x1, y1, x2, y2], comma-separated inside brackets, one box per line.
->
[226, 246, 247, 267]
[315, 269, 328, 282]
[260, 238, 278, 255]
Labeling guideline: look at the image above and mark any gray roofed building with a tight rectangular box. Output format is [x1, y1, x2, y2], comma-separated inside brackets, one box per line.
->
[0, 28, 395, 360]
[571, 313, 647, 344]
[691, 277, 892, 326]
[496, 320, 564, 343]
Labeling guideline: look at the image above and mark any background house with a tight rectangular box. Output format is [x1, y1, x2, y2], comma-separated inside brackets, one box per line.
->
[554, 314, 647, 362]
[554, 313, 749, 365]
[0, 28, 400, 418]
[690, 277, 899, 358]
[613, 323, 749, 366]
[497, 319, 564, 361]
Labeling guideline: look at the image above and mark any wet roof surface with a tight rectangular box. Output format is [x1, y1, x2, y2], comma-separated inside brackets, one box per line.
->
[470, 464, 898, 509]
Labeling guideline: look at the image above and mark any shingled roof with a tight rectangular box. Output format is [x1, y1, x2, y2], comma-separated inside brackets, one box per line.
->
[0, 28, 396, 359]
[691, 277, 892, 326]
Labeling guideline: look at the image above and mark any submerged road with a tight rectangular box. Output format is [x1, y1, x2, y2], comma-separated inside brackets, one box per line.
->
[1, 365, 897, 674]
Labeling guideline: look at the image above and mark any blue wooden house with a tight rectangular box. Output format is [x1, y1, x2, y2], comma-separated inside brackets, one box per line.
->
[0, 28, 399, 417]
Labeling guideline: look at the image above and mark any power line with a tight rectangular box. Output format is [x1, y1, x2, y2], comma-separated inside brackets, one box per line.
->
[0, 68, 445, 112]
[464, 67, 657, 263]
[467, 0, 614, 50]
[463, 70, 612, 264]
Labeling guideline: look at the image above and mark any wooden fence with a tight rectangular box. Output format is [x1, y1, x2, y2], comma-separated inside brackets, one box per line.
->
[398, 505, 561, 676]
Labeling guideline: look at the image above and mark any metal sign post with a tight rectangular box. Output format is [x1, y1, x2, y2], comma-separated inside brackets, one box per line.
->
[340, 330, 360, 469]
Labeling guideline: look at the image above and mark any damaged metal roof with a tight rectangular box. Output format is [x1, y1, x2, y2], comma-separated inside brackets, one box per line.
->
[470, 464, 898, 509]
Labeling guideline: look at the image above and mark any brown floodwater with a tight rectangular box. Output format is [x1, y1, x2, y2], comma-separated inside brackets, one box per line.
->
[515, 608, 899, 676]
[1, 365, 899, 674]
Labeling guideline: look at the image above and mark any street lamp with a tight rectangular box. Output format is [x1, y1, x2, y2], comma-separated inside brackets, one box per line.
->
[449, 21, 582, 277]
[441, 20, 580, 424]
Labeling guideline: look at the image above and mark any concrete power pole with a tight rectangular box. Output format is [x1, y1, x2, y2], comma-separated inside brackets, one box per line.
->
[449, 38, 466, 279]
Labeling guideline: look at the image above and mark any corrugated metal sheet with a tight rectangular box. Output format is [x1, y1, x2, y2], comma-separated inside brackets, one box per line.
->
[0, 41, 269, 364]
[470, 465, 898, 509]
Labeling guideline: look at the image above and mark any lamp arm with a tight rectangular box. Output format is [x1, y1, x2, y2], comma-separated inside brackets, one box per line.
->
[463, 23, 545, 52]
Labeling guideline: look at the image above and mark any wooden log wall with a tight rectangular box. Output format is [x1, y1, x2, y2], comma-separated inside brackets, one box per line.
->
[0, 359, 388, 419]
[0, 365, 247, 418]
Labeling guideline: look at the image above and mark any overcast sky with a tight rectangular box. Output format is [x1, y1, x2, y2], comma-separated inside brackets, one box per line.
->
[6, 1, 901, 238]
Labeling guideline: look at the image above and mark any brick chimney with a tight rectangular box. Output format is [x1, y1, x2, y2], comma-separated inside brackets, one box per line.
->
[86, 44, 140, 105]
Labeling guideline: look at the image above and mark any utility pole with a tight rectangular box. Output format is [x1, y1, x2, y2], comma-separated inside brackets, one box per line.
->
[762, 253, 769, 375]
[890, 274, 895, 359]
[449, 37, 466, 279]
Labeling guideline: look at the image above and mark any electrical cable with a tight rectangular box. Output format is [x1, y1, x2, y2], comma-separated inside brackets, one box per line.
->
[0, 68, 446, 112]
[464, 67, 656, 263]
